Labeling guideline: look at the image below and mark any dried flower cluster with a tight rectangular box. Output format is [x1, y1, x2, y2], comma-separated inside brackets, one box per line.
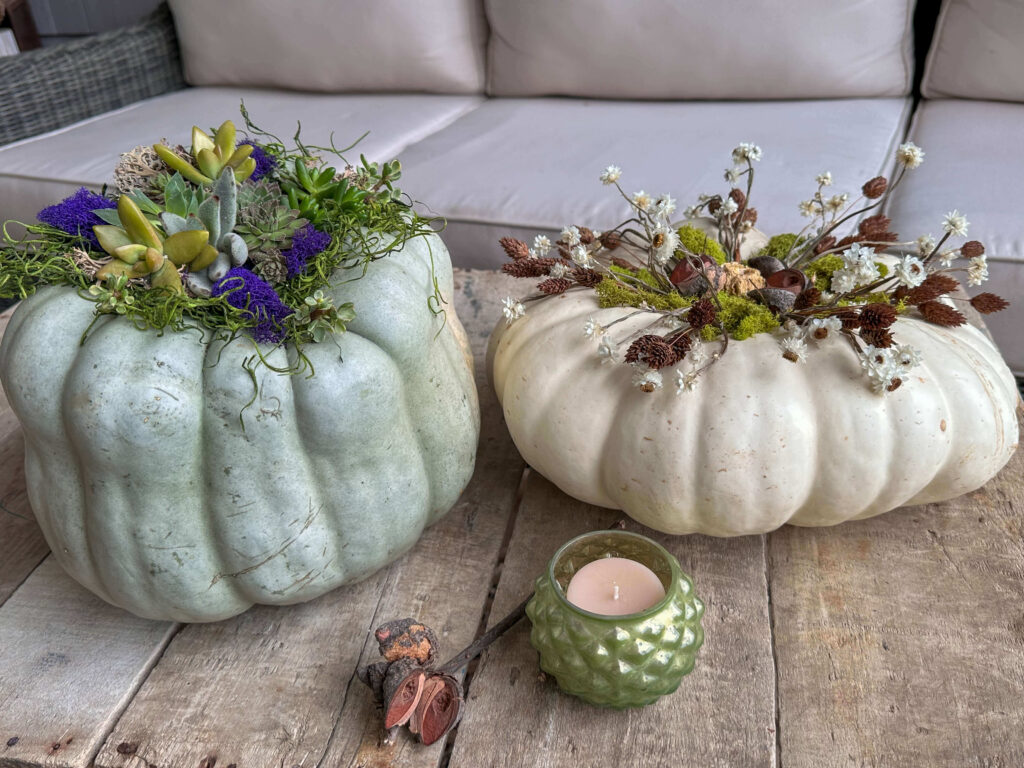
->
[498, 142, 1009, 395]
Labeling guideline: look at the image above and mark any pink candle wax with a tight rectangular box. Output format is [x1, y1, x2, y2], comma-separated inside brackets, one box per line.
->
[564, 557, 666, 616]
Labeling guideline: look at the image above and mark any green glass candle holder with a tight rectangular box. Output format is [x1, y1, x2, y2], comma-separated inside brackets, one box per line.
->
[526, 530, 705, 708]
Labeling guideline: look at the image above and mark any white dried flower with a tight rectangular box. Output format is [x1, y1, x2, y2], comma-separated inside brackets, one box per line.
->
[732, 142, 762, 164]
[937, 250, 955, 268]
[816, 171, 833, 187]
[651, 224, 680, 265]
[549, 261, 570, 279]
[967, 255, 989, 286]
[599, 165, 622, 185]
[798, 200, 820, 218]
[894, 254, 926, 288]
[631, 190, 653, 211]
[916, 234, 937, 256]
[896, 141, 925, 169]
[561, 225, 581, 246]
[896, 344, 922, 369]
[825, 193, 849, 213]
[683, 205, 701, 219]
[631, 366, 663, 392]
[942, 210, 969, 237]
[688, 341, 708, 366]
[571, 245, 595, 268]
[807, 316, 842, 339]
[859, 346, 900, 394]
[502, 297, 525, 325]
[532, 234, 552, 257]
[653, 194, 677, 221]
[583, 316, 604, 338]
[675, 368, 698, 393]
[720, 197, 739, 216]
[724, 166, 742, 183]
[830, 270, 857, 294]
[597, 335, 618, 364]
[779, 336, 808, 363]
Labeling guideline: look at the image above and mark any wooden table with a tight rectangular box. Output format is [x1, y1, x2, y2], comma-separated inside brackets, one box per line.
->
[1, 269, 1022, 768]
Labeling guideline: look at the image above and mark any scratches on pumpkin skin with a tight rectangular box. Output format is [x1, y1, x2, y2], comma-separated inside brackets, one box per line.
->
[208, 500, 323, 589]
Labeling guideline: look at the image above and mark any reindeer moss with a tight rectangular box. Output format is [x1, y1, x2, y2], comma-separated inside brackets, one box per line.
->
[677, 225, 726, 264]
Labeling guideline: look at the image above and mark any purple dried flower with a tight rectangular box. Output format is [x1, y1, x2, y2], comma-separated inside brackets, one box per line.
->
[212, 267, 294, 344]
[37, 187, 117, 248]
[239, 141, 276, 182]
[284, 224, 331, 277]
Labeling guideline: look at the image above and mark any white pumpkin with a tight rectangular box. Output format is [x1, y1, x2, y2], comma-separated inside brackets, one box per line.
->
[0, 232, 479, 621]
[488, 290, 1020, 536]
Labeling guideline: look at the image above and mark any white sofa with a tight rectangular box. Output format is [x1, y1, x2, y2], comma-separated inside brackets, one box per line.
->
[0, 0, 1019, 375]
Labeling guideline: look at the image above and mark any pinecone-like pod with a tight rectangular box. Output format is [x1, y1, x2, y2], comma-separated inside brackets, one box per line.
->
[961, 240, 985, 259]
[835, 309, 862, 330]
[919, 301, 967, 327]
[707, 195, 723, 215]
[538, 277, 573, 295]
[611, 256, 637, 271]
[687, 298, 717, 330]
[669, 332, 692, 358]
[600, 231, 622, 250]
[860, 327, 894, 348]
[814, 235, 837, 255]
[859, 214, 891, 236]
[578, 227, 595, 245]
[729, 188, 746, 207]
[970, 292, 1010, 314]
[859, 303, 897, 330]
[499, 237, 531, 260]
[862, 176, 888, 199]
[573, 268, 603, 287]
[793, 287, 822, 310]
[625, 335, 676, 369]
[835, 234, 860, 249]
[742, 207, 758, 225]
[905, 273, 960, 305]
[502, 258, 555, 278]
[867, 231, 900, 253]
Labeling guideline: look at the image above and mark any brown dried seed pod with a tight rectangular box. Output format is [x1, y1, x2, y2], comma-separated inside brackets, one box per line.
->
[742, 207, 758, 225]
[814, 235, 837, 255]
[835, 234, 860, 249]
[669, 333, 692, 357]
[356, 660, 391, 704]
[687, 298, 717, 329]
[862, 176, 888, 199]
[625, 335, 676, 369]
[835, 309, 862, 330]
[707, 195, 723, 214]
[859, 214, 891, 236]
[538, 277, 573, 295]
[383, 658, 427, 729]
[860, 328, 894, 348]
[859, 303, 897, 330]
[499, 237, 531, 261]
[748, 287, 796, 314]
[729, 188, 747, 207]
[578, 226, 595, 245]
[747, 255, 785, 278]
[919, 301, 967, 327]
[970, 292, 1010, 314]
[501, 258, 555, 278]
[409, 674, 464, 746]
[610, 256, 637, 271]
[960, 240, 985, 259]
[765, 268, 806, 295]
[573, 268, 603, 287]
[904, 273, 960, 305]
[374, 618, 439, 665]
[793, 287, 822, 310]
[600, 231, 622, 250]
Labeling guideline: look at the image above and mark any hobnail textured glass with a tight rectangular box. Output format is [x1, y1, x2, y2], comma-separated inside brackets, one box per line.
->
[526, 530, 705, 708]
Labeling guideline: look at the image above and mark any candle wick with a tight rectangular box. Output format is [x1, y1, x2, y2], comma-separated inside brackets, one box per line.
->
[613, 583, 620, 601]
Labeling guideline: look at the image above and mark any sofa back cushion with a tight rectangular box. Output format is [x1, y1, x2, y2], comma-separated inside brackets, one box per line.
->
[485, 0, 914, 99]
[168, 0, 488, 94]
[923, 0, 1024, 100]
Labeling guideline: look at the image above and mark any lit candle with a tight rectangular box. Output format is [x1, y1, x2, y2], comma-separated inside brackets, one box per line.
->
[565, 556, 666, 616]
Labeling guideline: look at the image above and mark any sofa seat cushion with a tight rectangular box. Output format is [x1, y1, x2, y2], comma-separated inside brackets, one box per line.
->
[399, 97, 913, 267]
[0, 87, 483, 227]
[887, 99, 1024, 375]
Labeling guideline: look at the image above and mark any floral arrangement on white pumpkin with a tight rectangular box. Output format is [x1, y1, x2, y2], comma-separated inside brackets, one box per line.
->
[0, 110, 479, 621]
[489, 142, 1020, 536]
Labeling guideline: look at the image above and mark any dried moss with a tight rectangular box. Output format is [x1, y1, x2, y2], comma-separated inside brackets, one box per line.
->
[677, 224, 726, 264]
[757, 233, 800, 262]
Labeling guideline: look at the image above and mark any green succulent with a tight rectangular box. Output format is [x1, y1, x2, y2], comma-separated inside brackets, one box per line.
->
[92, 195, 210, 293]
[279, 153, 400, 225]
[153, 120, 256, 186]
[160, 168, 248, 296]
[291, 290, 355, 343]
[87, 275, 136, 314]
[236, 184, 307, 252]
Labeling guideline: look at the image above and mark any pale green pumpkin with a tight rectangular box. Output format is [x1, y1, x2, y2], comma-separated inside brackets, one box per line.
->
[0, 232, 479, 622]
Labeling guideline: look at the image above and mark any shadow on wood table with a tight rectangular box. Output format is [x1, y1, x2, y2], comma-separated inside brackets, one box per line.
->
[0, 270, 1021, 768]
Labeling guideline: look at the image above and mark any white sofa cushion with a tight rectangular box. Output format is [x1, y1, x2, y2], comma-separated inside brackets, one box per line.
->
[887, 99, 1024, 374]
[0, 87, 483, 227]
[923, 0, 1024, 101]
[399, 97, 912, 266]
[486, 0, 915, 99]
[168, 0, 488, 95]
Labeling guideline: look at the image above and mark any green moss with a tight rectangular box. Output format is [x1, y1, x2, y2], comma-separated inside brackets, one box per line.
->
[875, 261, 889, 278]
[804, 254, 844, 292]
[757, 233, 800, 263]
[595, 276, 691, 310]
[716, 292, 780, 339]
[677, 224, 726, 264]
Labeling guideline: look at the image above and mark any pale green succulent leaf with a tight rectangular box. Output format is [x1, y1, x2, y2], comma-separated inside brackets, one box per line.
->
[214, 120, 236, 162]
[164, 229, 210, 265]
[196, 148, 222, 180]
[154, 144, 212, 186]
[117, 196, 162, 250]
[226, 143, 253, 169]
[95, 259, 134, 281]
[92, 208, 123, 227]
[191, 126, 215, 156]
[197, 196, 221, 243]
[190, 244, 219, 272]
[112, 243, 148, 264]
[215, 168, 237, 236]
[93, 225, 131, 255]
[150, 259, 184, 293]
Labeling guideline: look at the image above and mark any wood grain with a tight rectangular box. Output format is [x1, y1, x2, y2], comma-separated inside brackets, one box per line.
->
[446, 472, 778, 768]
[0, 559, 176, 768]
[93, 269, 528, 768]
[769, 414, 1024, 767]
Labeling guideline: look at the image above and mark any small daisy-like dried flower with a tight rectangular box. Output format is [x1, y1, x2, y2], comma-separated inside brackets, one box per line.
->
[807, 316, 842, 339]
[780, 336, 808, 363]
[896, 141, 925, 169]
[532, 234, 552, 257]
[798, 199, 821, 218]
[597, 335, 617, 363]
[502, 297, 525, 325]
[904, 273, 959, 305]
[919, 301, 966, 327]
[538, 277, 573, 295]
[859, 214, 891, 235]
[500, 237, 531, 261]
[675, 368, 699, 393]
[549, 261, 570, 279]
[631, 366, 663, 393]
[967, 255, 988, 286]
[970, 293, 1010, 314]
[687, 298, 717, 330]
[814, 235, 837, 255]
[894, 254, 926, 288]
[860, 328, 894, 348]
[573, 268, 603, 287]
[916, 234, 937, 256]
[825, 193, 849, 213]
[862, 176, 888, 199]
[600, 231, 622, 250]
[571, 245, 595, 269]
[599, 165, 622, 185]
[561, 225, 581, 246]
[583, 317, 604, 338]
[502, 258, 555, 278]
[794, 287, 822, 310]
[625, 335, 676, 369]
[859, 303, 897, 330]
[816, 171, 833, 187]
[724, 166, 742, 184]
[631, 190, 653, 211]
[942, 210, 969, 237]
[960, 240, 985, 259]
[732, 142, 762, 163]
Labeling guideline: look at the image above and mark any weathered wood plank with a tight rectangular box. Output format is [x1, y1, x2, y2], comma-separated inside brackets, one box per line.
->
[93, 269, 527, 768]
[770, 414, 1024, 767]
[0, 559, 177, 768]
[447, 473, 777, 768]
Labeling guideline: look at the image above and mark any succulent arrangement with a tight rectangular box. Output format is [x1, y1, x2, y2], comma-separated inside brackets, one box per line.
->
[0, 108, 436, 375]
[498, 142, 1010, 395]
